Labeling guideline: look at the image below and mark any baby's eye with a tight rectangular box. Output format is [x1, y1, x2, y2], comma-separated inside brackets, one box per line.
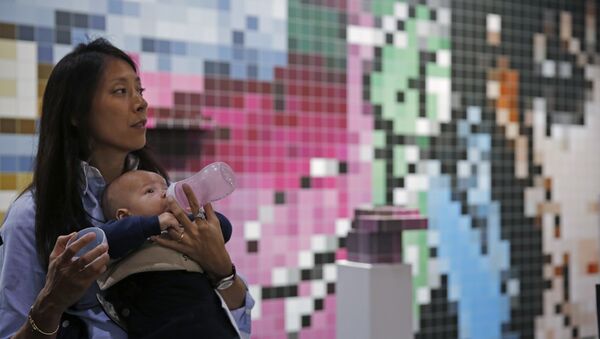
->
[145, 188, 155, 194]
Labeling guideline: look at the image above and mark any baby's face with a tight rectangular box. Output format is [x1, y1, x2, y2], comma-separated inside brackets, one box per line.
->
[123, 171, 169, 216]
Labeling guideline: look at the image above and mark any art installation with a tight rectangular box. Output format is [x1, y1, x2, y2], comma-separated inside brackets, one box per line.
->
[0, 0, 599, 337]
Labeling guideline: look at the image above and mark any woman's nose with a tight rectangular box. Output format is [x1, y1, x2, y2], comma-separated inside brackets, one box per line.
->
[134, 93, 148, 113]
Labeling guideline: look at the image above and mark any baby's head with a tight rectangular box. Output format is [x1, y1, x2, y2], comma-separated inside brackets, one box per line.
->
[102, 170, 169, 220]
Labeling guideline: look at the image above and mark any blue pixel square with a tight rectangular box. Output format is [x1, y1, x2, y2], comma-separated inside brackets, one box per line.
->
[245, 48, 258, 63]
[123, 1, 140, 16]
[37, 43, 53, 63]
[36, 27, 53, 43]
[18, 156, 33, 172]
[233, 46, 245, 60]
[108, 0, 123, 14]
[89, 15, 106, 30]
[0, 156, 17, 172]
[172, 41, 186, 55]
[247, 16, 259, 30]
[142, 38, 155, 52]
[157, 55, 171, 71]
[218, 0, 230, 11]
[467, 106, 482, 124]
[231, 63, 246, 79]
[157, 40, 170, 54]
[232, 31, 244, 45]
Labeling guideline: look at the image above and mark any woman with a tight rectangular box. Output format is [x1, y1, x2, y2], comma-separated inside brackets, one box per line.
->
[0, 38, 253, 338]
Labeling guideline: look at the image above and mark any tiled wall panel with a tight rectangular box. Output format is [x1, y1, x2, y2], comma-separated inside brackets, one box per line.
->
[1, 0, 599, 338]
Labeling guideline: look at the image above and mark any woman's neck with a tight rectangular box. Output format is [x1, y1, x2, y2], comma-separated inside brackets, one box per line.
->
[88, 150, 128, 184]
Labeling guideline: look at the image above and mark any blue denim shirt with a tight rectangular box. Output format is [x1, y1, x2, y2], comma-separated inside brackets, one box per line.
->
[0, 159, 254, 338]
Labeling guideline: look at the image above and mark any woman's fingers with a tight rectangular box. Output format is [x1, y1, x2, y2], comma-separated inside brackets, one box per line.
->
[182, 183, 200, 215]
[80, 252, 110, 276]
[43, 233, 110, 311]
[166, 227, 183, 241]
[49, 232, 76, 260]
[59, 232, 97, 264]
[167, 197, 196, 233]
[55, 232, 76, 249]
[76, 242, 108, 271]
[203, 203, 218, 224]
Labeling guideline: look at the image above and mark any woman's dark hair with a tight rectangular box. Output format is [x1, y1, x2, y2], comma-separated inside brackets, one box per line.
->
[32, 38, 168, 268]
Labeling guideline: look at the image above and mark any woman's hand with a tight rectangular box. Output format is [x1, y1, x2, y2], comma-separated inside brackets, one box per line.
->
[15, 232, 110, 339]
[40, 232, 110, 311]
[152, 184, 247, 310]
[151, 184, 233, 279]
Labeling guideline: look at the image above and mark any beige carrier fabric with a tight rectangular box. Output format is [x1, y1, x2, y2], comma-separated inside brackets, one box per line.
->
[97, 242, 203, 290]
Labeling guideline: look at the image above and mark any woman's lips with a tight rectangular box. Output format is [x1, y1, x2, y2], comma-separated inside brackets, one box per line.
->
[131, 119, 147, 129]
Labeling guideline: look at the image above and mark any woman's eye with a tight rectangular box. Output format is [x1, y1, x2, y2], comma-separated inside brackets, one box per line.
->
[113, 88, 126, 94]
[138, 87, 146, 95]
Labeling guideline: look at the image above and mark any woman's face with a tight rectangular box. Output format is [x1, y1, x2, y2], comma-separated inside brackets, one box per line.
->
[88, 57, 148, 157]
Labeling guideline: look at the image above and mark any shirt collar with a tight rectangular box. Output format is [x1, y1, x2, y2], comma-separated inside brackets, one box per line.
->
[79, 153, 140, 195]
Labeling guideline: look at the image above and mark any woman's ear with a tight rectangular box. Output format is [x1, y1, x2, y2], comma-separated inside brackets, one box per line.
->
[116, 208, 131, 220]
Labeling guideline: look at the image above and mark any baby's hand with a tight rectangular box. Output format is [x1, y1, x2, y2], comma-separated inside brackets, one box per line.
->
[158, 212, 179, 231]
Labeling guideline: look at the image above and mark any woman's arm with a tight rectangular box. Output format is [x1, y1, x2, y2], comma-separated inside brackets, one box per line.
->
[0, 197, 110, 339]
[13, 292, 63, 339]
[223, 275, 255, 339]
[9, 233, 109, 339]
[215, 275, 246, 310]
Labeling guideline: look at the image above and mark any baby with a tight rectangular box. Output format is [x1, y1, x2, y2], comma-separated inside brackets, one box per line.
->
[97, 170, 239, 338]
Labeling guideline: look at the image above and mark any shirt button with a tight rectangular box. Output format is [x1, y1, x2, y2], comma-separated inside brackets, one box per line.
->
[62, 320, 70, 328]
[121, 308, 130, 317]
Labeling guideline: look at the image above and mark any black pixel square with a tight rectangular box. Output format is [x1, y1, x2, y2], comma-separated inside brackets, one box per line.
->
[385, 33, 393, 44]
[247, 240, 258, 253]
[396, 91, 405, 103]
[301, 177, 311, 188]
[274, 191, 286, 204]
[397, 20, 405, 31]
[301, 315, 311, 328]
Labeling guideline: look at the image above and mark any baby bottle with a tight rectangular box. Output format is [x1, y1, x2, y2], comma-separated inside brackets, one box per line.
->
[166, 161, 236, 209]
[66, 227, 107, 260]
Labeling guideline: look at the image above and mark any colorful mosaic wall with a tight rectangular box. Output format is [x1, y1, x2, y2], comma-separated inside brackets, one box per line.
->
[1, 0, 599, 338]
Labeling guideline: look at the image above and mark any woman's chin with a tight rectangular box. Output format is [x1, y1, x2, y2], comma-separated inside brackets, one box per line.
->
[131, 138, 147, 151]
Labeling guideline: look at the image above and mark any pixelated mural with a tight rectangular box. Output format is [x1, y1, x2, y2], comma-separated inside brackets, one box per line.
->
[0, 0, 599, 338]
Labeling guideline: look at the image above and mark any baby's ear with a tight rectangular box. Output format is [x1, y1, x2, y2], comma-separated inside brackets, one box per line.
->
[116, 208, 131, 220]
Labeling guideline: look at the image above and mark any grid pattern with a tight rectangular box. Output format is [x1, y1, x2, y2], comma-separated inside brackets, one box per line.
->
[0, 0, 599, 338]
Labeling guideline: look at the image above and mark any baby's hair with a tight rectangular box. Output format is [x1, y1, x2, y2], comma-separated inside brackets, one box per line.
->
[101, 172, 134, 220]
[102, 179, 118, 220]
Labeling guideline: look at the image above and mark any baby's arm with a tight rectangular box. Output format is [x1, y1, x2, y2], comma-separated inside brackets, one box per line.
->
[99, 216, 163, 259]
[215, 212, 233, 243]
[100, 212, 233, 259]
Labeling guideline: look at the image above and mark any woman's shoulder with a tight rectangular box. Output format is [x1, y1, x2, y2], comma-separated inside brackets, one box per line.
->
[1, 190, 36, 235]
[0, 190, 38, 273]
